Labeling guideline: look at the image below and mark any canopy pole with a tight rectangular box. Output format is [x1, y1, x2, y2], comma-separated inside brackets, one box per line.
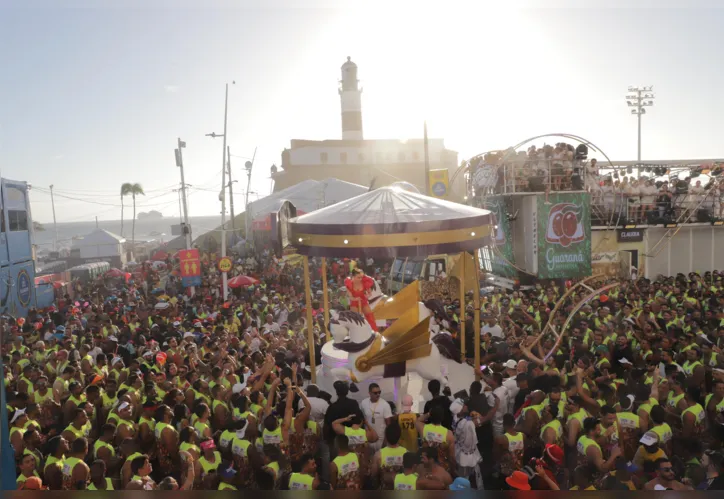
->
[321, 257, 330, 336]
[459, 252, 466, 363]
[473, 250, 481, 380]
[303, 256, 317, 383]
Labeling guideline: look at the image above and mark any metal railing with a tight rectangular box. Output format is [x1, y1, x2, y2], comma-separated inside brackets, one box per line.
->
[589, 184, 723, 224]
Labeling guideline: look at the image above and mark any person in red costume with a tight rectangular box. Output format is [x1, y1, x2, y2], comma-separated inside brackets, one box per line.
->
[344, 268, 379, 331]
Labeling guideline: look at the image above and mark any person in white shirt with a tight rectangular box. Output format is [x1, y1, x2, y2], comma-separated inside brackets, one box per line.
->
[501, 360, 520, 415]
[360, 383, 392, 452]
[483, 373, 509, 436]
[261, 314, 280, 335]
[482, 317, 502, 339]
[298, 384, 329, 430]
[640, 179, 658, 222]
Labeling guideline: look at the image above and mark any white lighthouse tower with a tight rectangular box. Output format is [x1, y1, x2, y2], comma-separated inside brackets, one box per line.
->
[339, 56, 363, 140]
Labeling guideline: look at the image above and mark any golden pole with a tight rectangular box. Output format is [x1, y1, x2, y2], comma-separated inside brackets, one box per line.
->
[303, 256, 317, 383]
[473, 250, 481, 380]
[321, 257, 330, 334]
[459, 252, 466, 363]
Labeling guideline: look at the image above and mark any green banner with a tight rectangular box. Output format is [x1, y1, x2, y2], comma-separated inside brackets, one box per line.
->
[485, 196, 517, 278]
[536, 192, 592, 279]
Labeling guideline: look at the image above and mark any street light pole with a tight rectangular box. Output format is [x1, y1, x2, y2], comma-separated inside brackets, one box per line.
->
[206, 82, 233, 301]
[626, 86, 655, 177]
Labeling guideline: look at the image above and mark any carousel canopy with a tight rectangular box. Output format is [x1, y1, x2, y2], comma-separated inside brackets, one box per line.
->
[289, 186, 493, 258]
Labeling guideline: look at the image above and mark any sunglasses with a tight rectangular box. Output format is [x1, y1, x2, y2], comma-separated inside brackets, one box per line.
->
[371, 391, 381, 395]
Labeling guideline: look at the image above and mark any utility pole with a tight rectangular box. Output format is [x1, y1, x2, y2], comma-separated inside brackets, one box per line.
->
[206, 82, 232, 300]
[423, 121, 431, 195]
[175, 138, 194, 296]
[174, 138, 192, 249]
[49, 184, 58, 252]
[626, 86, 655, 178]
[227, 145, 235, 238]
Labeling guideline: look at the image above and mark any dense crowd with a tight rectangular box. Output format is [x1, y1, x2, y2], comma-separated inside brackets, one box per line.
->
[4, 248, 724, 491]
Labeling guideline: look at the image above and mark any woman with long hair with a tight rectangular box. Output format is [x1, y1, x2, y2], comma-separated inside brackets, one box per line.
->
[344, 268, 379, 331]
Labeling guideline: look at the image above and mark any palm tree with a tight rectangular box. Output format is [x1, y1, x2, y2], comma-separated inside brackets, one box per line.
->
[120, 183, 134, 237]
[127, 183, 145, 257]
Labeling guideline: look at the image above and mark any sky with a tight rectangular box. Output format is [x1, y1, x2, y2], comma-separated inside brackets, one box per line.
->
[2, 0, 724, 224]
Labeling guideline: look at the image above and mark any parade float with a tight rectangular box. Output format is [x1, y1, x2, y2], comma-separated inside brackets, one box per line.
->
[276, 184, 494, 400]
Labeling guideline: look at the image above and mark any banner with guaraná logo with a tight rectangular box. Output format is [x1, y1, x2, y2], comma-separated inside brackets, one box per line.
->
[537, 192, 592, 279]
[485, 196, 517, 278]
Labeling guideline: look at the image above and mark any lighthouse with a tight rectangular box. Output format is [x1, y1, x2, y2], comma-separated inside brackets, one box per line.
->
[339, 57, 363, 140]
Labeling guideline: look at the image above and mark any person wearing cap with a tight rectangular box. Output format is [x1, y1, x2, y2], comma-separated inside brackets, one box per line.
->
[198, 437, 222, 482]
[217, 463, 238, 490]
[504, 470, 530, 490]
[9, 408, 29, 458]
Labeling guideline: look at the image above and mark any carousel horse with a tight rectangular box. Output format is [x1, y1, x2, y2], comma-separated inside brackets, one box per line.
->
[328, 310, 445, 386]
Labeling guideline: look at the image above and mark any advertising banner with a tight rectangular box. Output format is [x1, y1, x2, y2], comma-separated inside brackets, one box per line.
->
[485, 196, 517, 278]
[537, 192, 592, 279]
[179, 249, 202, 287]
[428, 169, 450, 199]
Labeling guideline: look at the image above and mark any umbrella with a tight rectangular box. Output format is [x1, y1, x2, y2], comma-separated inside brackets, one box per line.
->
[228, 275, 259, 289]
[151, 250, 168, 261]
[106, 268, 125, 278]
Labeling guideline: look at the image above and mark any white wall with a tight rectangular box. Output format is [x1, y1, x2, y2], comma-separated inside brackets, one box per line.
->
[288, 139, 449, 167]
[79, 242, 122, 259]
[645, 225, 724, 278]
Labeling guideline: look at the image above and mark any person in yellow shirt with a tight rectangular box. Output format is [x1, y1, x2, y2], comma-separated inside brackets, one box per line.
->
[397, 395, 418, 453]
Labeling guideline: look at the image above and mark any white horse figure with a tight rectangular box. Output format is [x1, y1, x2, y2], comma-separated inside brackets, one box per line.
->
[328, 309, 444, 385]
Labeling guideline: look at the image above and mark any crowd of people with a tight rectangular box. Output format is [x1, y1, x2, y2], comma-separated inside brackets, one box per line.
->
[476, 145, 724, 224]
[4, 246, 724, 491]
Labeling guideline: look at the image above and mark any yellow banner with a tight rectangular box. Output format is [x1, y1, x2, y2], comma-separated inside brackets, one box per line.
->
[428, 169, 449, 198]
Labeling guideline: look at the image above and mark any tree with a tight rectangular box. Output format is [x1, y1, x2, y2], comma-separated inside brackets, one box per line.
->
[126, 183, 145, 257]
[33, 221, 45, 231]
[120, 183, 134, 237]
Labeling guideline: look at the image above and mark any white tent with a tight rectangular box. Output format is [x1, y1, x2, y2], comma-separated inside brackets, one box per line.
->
[248, 178, 367, 220]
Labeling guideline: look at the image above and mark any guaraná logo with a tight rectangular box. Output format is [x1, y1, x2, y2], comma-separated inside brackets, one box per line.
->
[545, 202, 585, 248]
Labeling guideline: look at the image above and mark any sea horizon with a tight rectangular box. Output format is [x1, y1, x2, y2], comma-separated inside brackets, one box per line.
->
[33, 215, 225, 251]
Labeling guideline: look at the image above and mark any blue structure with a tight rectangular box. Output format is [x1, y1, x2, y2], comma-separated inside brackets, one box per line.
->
[0, 179, 37, 318]
[0, 178, 38, 487]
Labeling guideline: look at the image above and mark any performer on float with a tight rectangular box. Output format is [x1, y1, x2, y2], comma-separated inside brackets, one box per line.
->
[345, 268, 378, 331]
